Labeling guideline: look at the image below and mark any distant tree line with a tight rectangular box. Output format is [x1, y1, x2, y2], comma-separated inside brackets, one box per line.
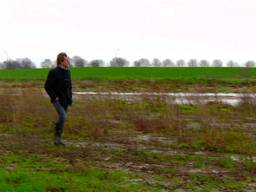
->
[39, 57, 256, 68]
[0, 58, 36, 69]
[0, 56, 256, 69]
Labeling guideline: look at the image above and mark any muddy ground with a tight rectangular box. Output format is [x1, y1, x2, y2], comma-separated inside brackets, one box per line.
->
[0, 81, 255, 191]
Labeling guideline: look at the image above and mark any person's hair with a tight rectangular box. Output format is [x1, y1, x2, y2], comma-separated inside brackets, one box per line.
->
[56, 52, 67, 66]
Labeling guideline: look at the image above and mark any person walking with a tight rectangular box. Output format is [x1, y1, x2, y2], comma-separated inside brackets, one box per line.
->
[44, 52, 72, 145]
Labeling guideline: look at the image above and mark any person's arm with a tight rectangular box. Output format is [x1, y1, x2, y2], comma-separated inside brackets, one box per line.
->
[69, 70, 73, 105]
[44, 70, 58, 102]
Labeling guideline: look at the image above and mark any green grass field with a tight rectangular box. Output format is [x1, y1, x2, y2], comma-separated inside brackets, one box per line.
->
[0, 67, 256, 82]
[0, 67, 256, 191]
[0, 87, 256, 191]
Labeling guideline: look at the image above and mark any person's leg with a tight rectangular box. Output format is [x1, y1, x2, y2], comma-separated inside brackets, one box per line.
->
[53, 101, 67, 145]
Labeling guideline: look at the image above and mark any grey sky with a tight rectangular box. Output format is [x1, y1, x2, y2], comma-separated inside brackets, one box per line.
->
[0, 0, 256, 65]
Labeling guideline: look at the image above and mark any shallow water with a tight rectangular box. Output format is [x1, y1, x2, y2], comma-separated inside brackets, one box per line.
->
[74, 92, 256, 106]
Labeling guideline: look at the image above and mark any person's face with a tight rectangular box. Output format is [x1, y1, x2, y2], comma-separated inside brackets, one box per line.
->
[61, 56, 70, 68]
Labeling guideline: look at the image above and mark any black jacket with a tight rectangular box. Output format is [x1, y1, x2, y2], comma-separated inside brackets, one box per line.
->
[44, 66, 72, 109]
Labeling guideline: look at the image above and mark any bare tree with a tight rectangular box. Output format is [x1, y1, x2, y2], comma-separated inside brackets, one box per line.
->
[110, 57, 129, 67]
[199, 60, 210, 67]
[71, 56, 87, 67]
[162, 59, 175, 67]
[41, 59, 54, 68]
[226, 60, 239, 67]
[89, 59, 104, 67]
[2, 58, 35, 69]
[18, 58, 36, 69]
[152, 58, 162, 67]
[188, 59, 198, 67]
[212, 59, 223, 67]
[133, 58, 150, 67]
[2, 60, 20, 69]
[245, 60, 255, 68]
[177, 59, 186, 67]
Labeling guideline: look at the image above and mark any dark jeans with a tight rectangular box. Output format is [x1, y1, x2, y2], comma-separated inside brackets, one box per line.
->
[53, 100, 67, 137]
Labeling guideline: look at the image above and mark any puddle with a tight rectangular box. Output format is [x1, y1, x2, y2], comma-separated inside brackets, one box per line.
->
[128, 134, 176, 145]
[65, 140, 125, 150]
[74, 92, 256, 97]
[231, 155, 256, 163]
[128, 135, 152, 142]
[74, 92, 256, 106]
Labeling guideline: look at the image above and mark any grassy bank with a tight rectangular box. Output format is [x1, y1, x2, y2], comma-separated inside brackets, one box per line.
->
[0, 67, 256, 82]
[1, 67, 256, 94]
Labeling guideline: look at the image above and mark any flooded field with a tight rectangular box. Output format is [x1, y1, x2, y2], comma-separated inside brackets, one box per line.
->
[74, 91, 256, 106]
[0, 85, 256, 191]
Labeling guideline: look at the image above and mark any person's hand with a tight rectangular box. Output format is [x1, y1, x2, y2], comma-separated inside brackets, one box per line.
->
[54, 97, 59, 102]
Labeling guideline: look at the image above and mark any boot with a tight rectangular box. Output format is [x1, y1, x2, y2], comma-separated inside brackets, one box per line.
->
[54, 122, 65, 146]
[54, 135, 65, 146]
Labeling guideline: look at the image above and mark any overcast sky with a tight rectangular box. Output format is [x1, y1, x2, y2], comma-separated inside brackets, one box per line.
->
[0, 0, 256, 66]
